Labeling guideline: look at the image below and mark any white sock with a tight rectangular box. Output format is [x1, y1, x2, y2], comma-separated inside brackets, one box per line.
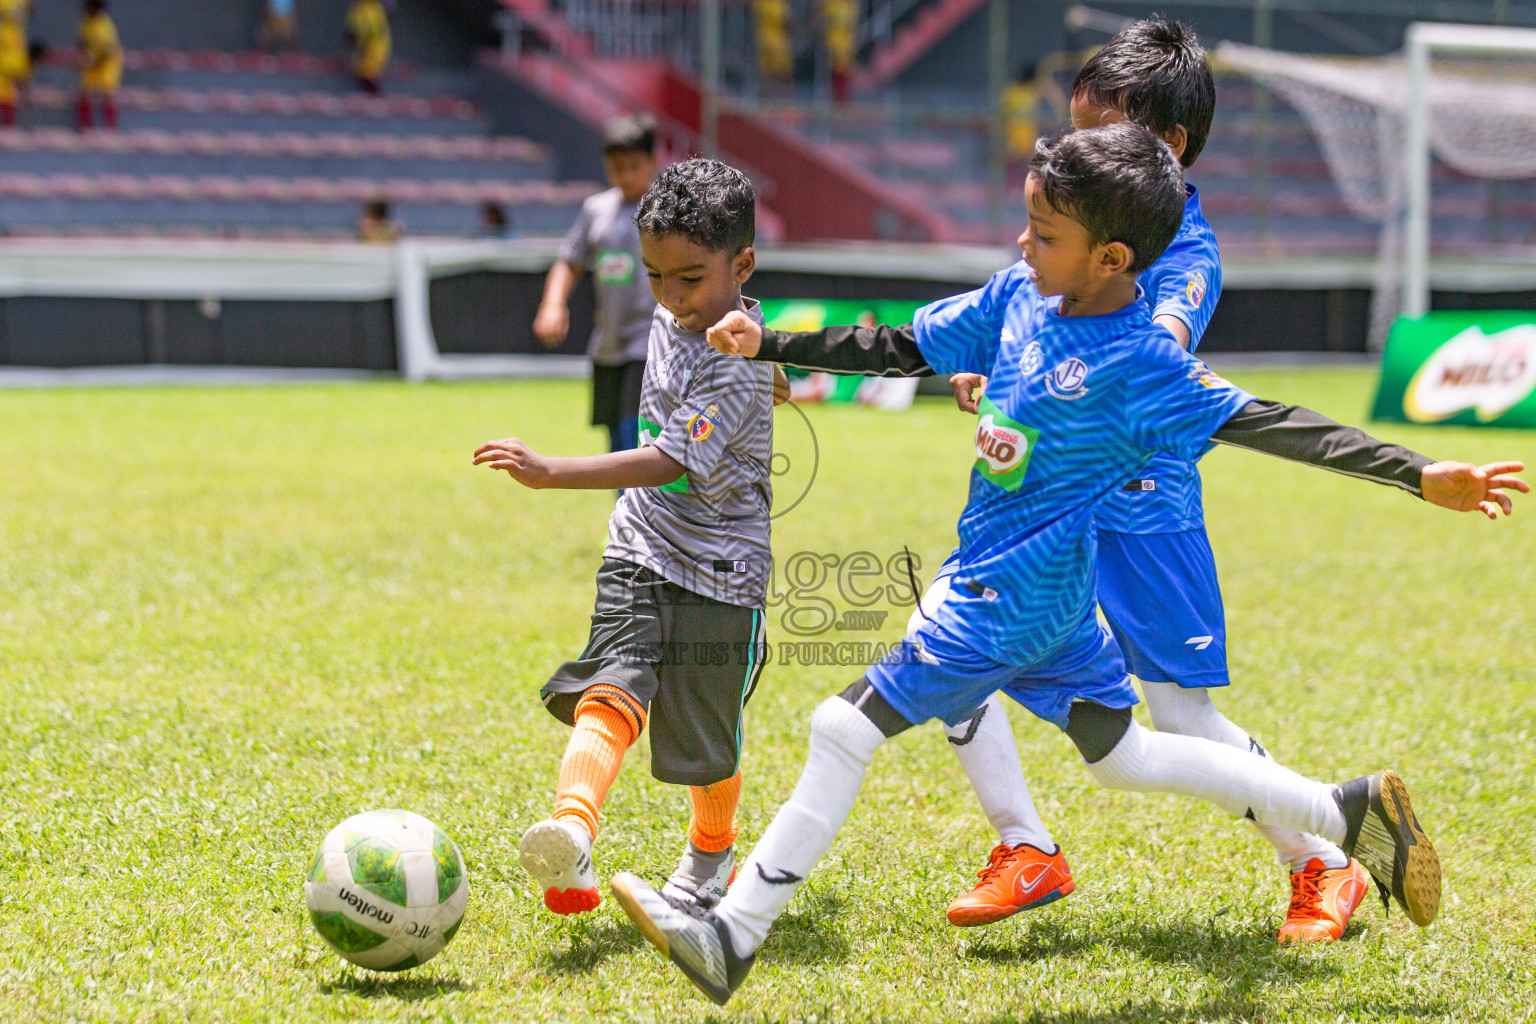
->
[1086, 720, 1347, 843]
[943, 692, 1055, 851]
[1141, 682, 1349, 872]
[715, 696, 886, 957]
[912, 574, 1055, 850]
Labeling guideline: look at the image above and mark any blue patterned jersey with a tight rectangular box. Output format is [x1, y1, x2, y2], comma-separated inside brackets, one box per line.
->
[913, 261, 1252, 665]
[1094, 185, 1222, 535]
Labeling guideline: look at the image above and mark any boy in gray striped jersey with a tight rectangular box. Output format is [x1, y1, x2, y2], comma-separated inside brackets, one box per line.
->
[475, 159, 780, 918]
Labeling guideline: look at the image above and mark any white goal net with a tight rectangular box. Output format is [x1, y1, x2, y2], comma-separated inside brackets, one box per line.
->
[1218, 24, 1536, 348]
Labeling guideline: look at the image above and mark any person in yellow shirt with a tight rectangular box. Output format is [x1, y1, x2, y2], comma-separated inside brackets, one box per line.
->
[753, 0, 791, 92]
[357, 198, 400, 243]
[1002, 65, 1041, 165]
[346, 0, 391, 95]
[0, 0, 30, 128]
[77, 0, 122, 131]
[821, 0, 855, 103]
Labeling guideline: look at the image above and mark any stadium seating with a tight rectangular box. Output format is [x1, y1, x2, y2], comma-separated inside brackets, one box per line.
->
[11, 25, 1530, 251]
[754, 74, 1536, 254]
[1, 48, 598, 239]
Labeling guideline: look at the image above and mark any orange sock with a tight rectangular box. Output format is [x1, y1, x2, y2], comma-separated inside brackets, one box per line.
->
[688, 770, 743, 853]
[552, 686, 645, 839]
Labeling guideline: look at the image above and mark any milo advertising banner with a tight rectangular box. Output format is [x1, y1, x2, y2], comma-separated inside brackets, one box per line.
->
[1372, 312, 1536, 429]
[759, 299, 926, 404]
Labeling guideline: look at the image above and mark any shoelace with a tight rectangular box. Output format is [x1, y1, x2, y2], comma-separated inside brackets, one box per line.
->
[662, 888, 717, 924]
[1288, 870, 1324, 918]
[974, 844, 1016, 885]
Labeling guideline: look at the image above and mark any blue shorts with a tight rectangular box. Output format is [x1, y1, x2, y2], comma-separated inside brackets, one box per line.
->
[1096, 528, 1229, 688]
[867, 608, 1137, 731]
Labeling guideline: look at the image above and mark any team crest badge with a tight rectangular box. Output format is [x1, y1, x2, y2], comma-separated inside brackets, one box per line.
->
[1045, 358, 1091, 400]
[1019, 341, 1044, 375]
[1186, 271, 1207, 308]
[688, 414, 714, 441]
[1186, 362, 1233, 390]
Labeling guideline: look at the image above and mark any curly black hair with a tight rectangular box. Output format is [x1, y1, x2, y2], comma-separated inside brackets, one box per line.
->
[1072, 18, 1215, 168]
[634, 158, 755, 255]
[1031, 123, 1185, 273]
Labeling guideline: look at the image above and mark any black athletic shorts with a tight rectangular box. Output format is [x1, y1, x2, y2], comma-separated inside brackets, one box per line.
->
[590, 360, 646, 430]
[542, 558, 767, 786]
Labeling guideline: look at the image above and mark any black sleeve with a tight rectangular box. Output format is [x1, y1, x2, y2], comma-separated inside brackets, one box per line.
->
[1212, 399, 1432, 497]
[751, 323, 934, 378]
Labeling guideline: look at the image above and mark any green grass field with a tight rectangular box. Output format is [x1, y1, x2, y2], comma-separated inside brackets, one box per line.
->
[2, 370, 1534, 1023]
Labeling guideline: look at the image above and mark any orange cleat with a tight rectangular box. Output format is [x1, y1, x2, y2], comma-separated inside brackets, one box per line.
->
[1277, 857, 1369, 943]
[946, 843, 1075, 927]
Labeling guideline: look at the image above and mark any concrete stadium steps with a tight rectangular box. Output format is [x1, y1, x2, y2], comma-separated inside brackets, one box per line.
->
[15, 82, 489, 136]
[852, 0, 991, 94]
[0, 129, 556, 181]
[0, 174, 597, 235]
[26, 83, 477, 119]
[126, 66, 482, 99]
[43, 47, 424, 77]
[0, 46, 595, 238]
[795, 66, 1536, 251]
[34, 48, 466, 97]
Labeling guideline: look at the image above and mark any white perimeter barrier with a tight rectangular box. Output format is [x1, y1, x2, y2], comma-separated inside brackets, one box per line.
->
[3, 237, 1534, 379]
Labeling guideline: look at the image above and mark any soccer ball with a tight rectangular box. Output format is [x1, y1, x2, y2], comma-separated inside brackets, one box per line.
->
[304, 809, 469, 972]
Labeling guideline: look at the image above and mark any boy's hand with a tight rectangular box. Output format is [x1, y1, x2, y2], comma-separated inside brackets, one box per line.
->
[950, 372, 986, 414]
[1421, 461, 1528, 518]
[532, 301, 569, 348]
[473, 437, 552, 489]
[706, 310, 762, 358]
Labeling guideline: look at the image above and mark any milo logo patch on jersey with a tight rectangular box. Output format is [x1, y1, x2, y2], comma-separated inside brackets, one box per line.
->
[638, 414, 689, 492]
[595, 249, 637, 286]
[973, 395, 1040, 492]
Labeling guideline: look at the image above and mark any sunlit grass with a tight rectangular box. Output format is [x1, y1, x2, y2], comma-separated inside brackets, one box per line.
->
[1, 372, 1532, 1022]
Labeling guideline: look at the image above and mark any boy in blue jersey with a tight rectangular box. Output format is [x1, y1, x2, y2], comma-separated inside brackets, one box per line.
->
[606, 124, 1526, 1006]
[934, 19, 1367, 944]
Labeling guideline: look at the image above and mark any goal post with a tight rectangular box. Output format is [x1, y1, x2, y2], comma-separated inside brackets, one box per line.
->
[1404, 22, 1536, 319]
[1219, 26, 1536, 348]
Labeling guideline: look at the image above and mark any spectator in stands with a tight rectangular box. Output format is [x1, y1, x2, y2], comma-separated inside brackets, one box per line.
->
[76, 0, 121, 131]
[357, 198, 400, 243]
[534, 114, 659, 455]
[753, 0, 791, 93]
[346, 0, 391, 95]
[0, 0, 30, 128]
[821, 0, 855, 103]
[1002, 63, 1041, 166]
[259, 0, 298, 54]
[479, 201, 517, 240]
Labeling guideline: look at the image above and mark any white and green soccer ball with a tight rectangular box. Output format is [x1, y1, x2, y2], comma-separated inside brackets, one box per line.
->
[304, 809, 469, 972]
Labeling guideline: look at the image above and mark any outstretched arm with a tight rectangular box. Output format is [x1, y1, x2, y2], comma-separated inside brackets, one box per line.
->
[707, 310, 933, 377]
[1213, 400, 1528, 518]
[473, 438, 685, 490]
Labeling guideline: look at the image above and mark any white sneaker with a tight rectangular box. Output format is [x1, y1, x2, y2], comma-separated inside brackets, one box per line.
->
[662, 843, 736, 908]
[519, 818, 601, 915]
